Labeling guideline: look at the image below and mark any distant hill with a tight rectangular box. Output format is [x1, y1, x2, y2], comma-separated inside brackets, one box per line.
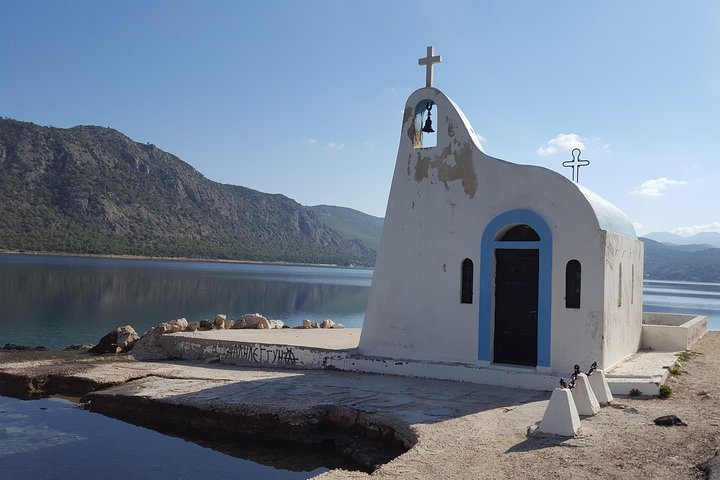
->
[309, 205, 384, 251]
[3, 117, 720, 279]
[640, 237, 720, 282]
[645, 231, 720, 248]
[0, 118, 374, 266]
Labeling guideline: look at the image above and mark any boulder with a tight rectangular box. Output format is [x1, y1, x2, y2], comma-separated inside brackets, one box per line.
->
[319, 319, 336, 329]
[88, 325, 140, 354]
[116, 331, 139, 350]
[173, 318, 189, 331]
[237, 313, 270, 329]
[214, 314, 226, 329]
[166, 323, 182, 333]
[153, 317, 189, 334]
[187, 322, 199, 331]
[303, 319, 319, 329]
[154, 323, 170, 334]
[330, 323, 345, 329]
[224, 319, 235, 329]
[268, 320, 285, 329]
[199, 320, 213, 331]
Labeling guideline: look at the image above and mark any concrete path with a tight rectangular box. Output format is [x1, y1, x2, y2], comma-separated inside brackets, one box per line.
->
[87, 361, 549, 425]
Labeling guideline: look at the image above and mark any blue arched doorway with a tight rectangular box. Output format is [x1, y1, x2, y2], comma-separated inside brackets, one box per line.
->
[478, 210, 552, 368]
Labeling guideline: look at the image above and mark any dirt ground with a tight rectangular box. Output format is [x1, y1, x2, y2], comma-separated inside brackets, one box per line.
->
[318, 332, 720, 480]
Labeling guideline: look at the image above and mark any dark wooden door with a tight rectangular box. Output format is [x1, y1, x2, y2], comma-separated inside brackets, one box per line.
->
[493, 249, 539, 366]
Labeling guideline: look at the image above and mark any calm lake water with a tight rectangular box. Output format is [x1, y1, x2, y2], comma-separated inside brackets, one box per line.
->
[0, 254, 372, 349]
[0, 254, 718, 349]
[1, 253, 719, 478]
[0, 395, 327, 480]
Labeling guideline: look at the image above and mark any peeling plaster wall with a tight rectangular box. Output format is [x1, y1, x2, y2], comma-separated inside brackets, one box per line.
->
[359, 87, 643, 376]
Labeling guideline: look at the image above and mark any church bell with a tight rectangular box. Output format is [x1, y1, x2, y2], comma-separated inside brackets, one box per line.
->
[421, 103, 435, 133]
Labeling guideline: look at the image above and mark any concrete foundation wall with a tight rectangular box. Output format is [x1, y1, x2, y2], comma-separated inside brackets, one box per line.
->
[641, 313, 708, 351]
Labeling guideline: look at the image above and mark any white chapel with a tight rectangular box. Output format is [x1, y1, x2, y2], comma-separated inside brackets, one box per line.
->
[358, 47, 645, 382]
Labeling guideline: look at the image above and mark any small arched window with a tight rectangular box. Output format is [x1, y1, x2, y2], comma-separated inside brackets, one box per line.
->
[565, 260, 581, 309]
[461, 258, 473, 304]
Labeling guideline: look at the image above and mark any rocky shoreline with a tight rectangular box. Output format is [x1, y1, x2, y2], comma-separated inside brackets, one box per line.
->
[53, 314, 347, 357]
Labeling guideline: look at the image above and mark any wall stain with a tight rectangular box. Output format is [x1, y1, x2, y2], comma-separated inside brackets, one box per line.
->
[414, 152, 431, 182]
[411, 140, 478, 199]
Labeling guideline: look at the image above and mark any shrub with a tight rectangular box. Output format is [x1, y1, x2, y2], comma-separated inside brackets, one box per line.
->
[658, 384, 672, 399]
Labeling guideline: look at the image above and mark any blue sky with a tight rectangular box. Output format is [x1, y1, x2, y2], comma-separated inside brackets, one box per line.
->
[2, 1, 718, 236]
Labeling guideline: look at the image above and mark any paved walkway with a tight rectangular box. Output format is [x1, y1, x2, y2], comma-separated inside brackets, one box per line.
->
[86, 361, 549, 425]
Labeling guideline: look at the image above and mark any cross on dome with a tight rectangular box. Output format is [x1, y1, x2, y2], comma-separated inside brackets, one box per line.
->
[418, 46, 442, 88]
[562, 148, 590, 183]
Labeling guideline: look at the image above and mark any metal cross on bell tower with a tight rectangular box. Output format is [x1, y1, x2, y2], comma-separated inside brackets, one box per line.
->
[418, 46, 442, 88]
[562, 148, 590, 183]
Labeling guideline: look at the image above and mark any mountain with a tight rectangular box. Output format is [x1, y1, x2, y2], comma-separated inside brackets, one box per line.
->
[640, 237, 720, 282]
[0, 118, 375, 266]
[644, 231, 686, 244]
[3, 117, 719, 279]
[645, 231, 720, 248]
[309, 205, 384, 251]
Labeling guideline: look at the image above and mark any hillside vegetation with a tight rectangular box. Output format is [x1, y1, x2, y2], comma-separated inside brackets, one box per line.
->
[640, 237, 720, 283]
[309, 205, 384, 251]
[0, 119, 374, 266]
[2, 118, 719, 281]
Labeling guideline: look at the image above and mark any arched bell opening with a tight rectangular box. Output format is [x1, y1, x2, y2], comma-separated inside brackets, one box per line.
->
[412, 100, 437, 149]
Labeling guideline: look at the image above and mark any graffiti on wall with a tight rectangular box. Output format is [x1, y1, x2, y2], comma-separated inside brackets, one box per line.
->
[222, 344, 298, 365]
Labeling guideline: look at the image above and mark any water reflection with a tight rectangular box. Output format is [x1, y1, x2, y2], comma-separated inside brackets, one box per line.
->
[2, 254, 719, 349]
[0, 254, 371, 349]
[0, 395, 327, 479]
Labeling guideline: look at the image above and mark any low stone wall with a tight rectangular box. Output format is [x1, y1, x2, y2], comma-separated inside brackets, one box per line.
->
[157, 335, 350, 370]
[641, 312, 707, 351]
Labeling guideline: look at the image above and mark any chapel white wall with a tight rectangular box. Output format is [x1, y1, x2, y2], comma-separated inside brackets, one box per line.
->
[359, 87, 626, 373]
[602, 232, 644, 368]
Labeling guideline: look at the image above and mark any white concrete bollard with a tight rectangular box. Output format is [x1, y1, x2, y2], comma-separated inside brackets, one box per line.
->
[539, 388, 581, 437]
[588, 369, 613, 406]
[572, 373, 601, 416]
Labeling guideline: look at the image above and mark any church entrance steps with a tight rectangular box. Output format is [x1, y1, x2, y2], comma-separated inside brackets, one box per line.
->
[604, 350, 679, 395]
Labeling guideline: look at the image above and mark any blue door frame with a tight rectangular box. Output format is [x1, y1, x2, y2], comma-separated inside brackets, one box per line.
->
[478, 210, 552, 367]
